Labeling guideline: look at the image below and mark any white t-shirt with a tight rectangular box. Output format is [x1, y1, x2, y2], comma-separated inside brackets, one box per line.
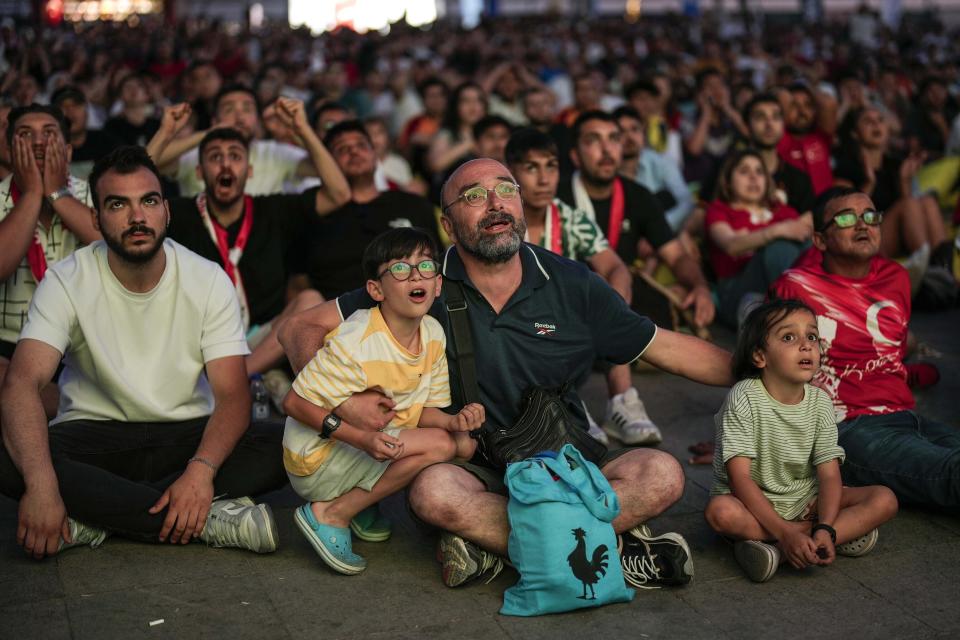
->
[20, 239, 249, 425]
[175, 139, 307, 196]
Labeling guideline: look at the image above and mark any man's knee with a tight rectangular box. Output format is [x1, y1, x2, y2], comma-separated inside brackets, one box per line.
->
[408, 464, 482, 527]
[606, 449, 684, 506]
[762, 239, 802, 273]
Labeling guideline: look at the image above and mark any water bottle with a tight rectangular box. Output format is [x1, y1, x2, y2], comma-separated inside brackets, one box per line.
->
[250, 374, 270, 422]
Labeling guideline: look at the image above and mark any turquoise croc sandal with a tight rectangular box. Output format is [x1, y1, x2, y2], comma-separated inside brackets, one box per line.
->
[350, 504, 392, 542]
[294, 505, 367, 575]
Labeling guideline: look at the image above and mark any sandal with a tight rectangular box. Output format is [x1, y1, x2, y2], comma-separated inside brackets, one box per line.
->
[294, 505, 367, 575]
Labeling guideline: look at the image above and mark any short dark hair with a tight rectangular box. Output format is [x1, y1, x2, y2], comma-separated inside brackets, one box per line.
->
[733, 298, 818, 380]
[323, 119, 371, 149]
[362, 227, 440, 281]
[695, 67, 724, 91]
[312, 101, 351, 132]
[417, 76, 447, 98]
[624, 79, 660, 101]
[198, 127, 250, 157]
[812, 185, 862, 232]
[612, 105, 643, 124]
[88, 146, 164, 213]
[742, 92, 781, 123]
[213, 83, 260, 116]
[6, 104, 70, 146]
[504, 127, 559, 166]
[571, 109, 618, 145]
[472, 115, 511, 140]
[51, 85, 87, 107]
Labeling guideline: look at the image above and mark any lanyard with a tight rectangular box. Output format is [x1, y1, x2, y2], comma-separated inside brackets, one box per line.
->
[606, 177, 625, 250]
[196, 193, 254, 329]
[9, 182, 49, 283]
[548, 202, 562, 255]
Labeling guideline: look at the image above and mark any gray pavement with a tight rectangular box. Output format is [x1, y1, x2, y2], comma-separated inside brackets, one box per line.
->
[1, 308, 958, 640]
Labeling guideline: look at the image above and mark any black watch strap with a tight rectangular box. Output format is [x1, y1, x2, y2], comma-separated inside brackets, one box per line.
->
[320, 412, 342, 438]
[811, 523, 837, 543]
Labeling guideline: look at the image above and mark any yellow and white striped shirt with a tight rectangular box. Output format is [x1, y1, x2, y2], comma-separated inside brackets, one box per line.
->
[282, 306, 451, 476]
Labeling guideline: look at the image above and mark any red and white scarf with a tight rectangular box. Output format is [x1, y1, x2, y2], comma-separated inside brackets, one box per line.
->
[9, 181, 50, 282]
[571, 172, 625, 250]
[195, 193, 254, 330]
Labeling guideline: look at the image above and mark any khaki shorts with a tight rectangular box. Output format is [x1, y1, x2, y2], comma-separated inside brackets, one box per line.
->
[288, 427, 403, 502]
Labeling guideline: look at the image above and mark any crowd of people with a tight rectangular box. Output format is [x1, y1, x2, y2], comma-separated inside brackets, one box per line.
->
[0, 8, 957, 590]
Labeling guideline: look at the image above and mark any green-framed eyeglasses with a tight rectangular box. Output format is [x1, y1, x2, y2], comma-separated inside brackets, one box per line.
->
[377, 259, 440, 281]
[824, 209, 883, 229]
[441, 181, 520, 212]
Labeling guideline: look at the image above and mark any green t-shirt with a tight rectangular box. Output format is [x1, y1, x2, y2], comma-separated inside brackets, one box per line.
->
[710, 377, 845, 519]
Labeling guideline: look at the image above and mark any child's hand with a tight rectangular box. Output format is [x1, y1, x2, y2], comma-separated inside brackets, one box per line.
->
[448, 403, 485, 432]
[777, 522, 819, 569]
[812, 529, 836, 565]
[360, 431, 404, 461]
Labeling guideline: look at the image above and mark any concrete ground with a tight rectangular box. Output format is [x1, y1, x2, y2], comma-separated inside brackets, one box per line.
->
[1, 308, 958, 639]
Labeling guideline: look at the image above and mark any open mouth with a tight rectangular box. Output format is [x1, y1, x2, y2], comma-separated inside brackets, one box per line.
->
[216, 174, 235, 188]
[409, 287, 427, 302]
[799, 358, 814, 367]
[481, 214, 513, 233]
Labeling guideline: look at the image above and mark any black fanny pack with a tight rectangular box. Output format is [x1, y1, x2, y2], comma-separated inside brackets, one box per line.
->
[444, 280, 607, 471]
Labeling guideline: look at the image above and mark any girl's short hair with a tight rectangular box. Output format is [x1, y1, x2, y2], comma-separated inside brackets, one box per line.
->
[715, 148, 777, 207]
[733, 298, 818, 380]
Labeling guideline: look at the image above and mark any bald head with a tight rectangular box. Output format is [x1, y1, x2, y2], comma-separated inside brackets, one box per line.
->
[441, 158, 517, 212]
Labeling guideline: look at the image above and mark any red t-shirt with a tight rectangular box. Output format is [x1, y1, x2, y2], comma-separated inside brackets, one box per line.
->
[771, 255, 914, 422]
[705, 200, 799, 279]
[777, 130, 834, 195]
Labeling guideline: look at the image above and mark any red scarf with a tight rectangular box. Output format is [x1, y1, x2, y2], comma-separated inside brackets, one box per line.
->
[606, 177, 625, 250]
[196, 193, 254, 329]
[549, 203, 563, 255]
[9, 182, 49, 282]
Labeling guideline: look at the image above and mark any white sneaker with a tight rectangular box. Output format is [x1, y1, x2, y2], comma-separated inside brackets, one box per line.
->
[262, 369, 292, 414]
[582, 401, 609, 446]
[200, 498, 278, 554]
[58, 518, 109, 552]
[604, 388, 662, 445]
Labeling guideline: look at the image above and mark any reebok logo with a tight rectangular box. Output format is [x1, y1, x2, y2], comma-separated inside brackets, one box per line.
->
[535, 322, 556, 336]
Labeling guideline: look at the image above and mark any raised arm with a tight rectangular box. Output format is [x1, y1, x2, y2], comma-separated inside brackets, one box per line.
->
[275, 97, 351, 214]
[0, 339, 69, 559]
[44, 136, 99, 244]
[145, 103, 205, 174]
[0, 137, 45, 280]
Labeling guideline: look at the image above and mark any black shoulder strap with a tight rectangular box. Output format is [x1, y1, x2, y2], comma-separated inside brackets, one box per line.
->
[443, 279, 482, 406]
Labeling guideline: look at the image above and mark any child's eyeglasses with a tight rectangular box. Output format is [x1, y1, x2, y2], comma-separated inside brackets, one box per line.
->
[378, 259, 440, 281]
[442, 181, 520, 212]
[824, 209, 883, 229]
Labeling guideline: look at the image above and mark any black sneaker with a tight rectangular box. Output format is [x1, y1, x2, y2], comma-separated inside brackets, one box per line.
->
[618, 526, 693, 588]
[437, 532, 504, 587]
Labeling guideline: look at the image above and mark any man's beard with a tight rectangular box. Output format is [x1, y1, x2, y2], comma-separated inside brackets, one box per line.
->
[451, 209, 526, 264]
[205, 185, 244, 211]
[102, 223, 167, 264]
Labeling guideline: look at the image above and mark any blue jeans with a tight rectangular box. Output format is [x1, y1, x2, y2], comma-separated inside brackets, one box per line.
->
[716, 239, 804, 328]
[838, 411, 960, 511]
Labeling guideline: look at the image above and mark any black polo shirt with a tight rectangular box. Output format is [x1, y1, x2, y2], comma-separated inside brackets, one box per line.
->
[300, 191, 440, 300]
[557, 176, 675, 266]
[337, 243, 656, 444]
[167, 190, 317, 326]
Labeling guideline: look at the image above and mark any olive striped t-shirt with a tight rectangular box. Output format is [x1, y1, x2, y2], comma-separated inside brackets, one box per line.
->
[710, 377, 845, 520]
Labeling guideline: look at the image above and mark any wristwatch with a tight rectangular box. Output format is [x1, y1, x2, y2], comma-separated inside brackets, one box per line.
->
[47, 187, 71, 203]
[320, 412, 342, 438]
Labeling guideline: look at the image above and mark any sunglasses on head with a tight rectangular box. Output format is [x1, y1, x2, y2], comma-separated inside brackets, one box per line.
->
[823, 208, 883, 229]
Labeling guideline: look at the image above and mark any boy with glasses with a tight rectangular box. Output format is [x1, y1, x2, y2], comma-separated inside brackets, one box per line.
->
[282, 227, 483, 575]
[773, 187, 960, 510]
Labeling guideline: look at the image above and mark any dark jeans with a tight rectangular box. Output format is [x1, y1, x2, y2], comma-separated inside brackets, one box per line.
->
[716, 239, 804, 328]
[0, 418, 287, 542]
[838, 410, 960, 511]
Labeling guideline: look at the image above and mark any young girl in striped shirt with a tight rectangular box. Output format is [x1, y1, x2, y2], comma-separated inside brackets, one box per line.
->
[704, 298, 897, 582]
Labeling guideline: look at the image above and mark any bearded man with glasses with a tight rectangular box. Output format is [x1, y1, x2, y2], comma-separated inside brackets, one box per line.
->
[773, 186, 960, 511]
[280, 157, 735, 589]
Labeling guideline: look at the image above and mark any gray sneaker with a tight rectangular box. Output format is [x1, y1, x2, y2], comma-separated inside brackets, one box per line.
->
[58, 518, 109, 552]
[200, 498, 278, 554]
[437, 532, 504, 587]
[604, 388, 662, 446]
[734, 540, 780, 583]
[836, 528, 879, 557]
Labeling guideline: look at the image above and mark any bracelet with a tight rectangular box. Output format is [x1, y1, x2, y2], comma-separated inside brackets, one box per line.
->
[811, 522, 836, 543]
[187, 456, 219, 474]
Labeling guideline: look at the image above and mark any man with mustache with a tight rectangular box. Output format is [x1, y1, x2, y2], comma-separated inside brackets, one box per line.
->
[279, 157, 734, 589]
[0, 105, 100, 420]
[160, 98, 350, 377]
[557, 110, 715, 446]
[0, 146, 287, 559]
[299, 120, 442, 300]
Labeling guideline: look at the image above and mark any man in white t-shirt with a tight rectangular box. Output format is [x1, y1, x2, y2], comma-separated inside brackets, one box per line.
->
[0, 146, 286, 559]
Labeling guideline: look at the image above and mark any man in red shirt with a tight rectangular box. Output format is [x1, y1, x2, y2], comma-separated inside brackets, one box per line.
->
[777, 84, 834, 195]
[772, 187, 959, 510]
